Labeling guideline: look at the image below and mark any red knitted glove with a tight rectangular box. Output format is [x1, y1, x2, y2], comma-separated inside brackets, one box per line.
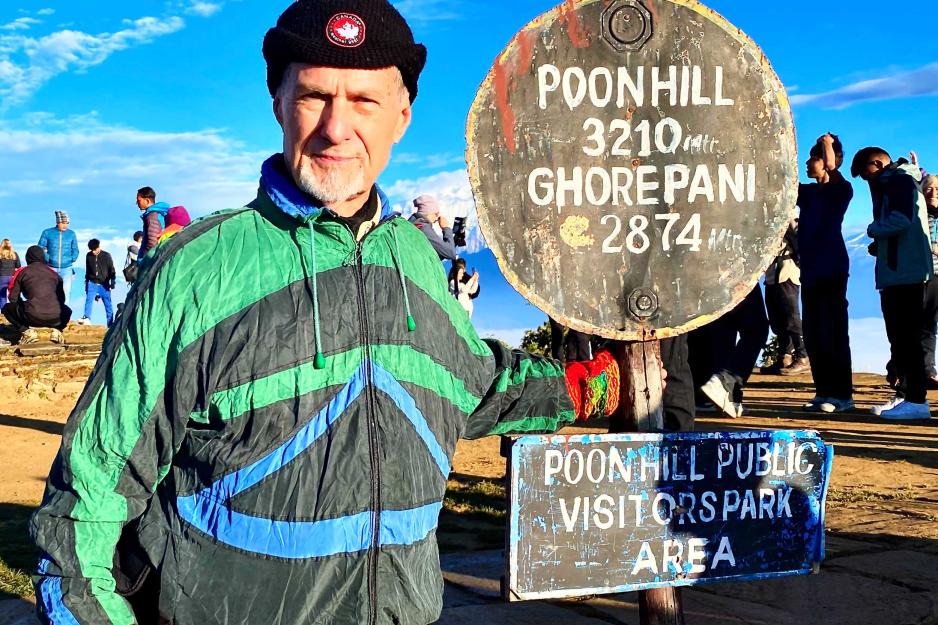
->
[564, 350, 620, 421]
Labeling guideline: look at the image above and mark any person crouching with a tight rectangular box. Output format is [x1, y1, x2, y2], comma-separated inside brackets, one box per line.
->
[1, 245, 72, 345]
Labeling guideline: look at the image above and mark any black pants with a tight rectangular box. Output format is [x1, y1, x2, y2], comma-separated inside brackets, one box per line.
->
[660, 335, 694, 432]
[765, 281, 806, 358]
[922, 276, 938, 377]
[802, 275, 853, 400]
[690, 286, 769, 402]
[2, 301, 70, 331]
[882, 283, 928, 404]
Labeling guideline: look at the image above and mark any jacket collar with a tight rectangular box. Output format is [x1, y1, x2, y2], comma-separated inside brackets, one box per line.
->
[260, 154, 395, 223]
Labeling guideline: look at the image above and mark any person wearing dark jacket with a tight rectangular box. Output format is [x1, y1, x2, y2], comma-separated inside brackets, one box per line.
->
[78, 239, 116, 327]
[0, 238, 21, 308]
[2, 245, 71, 344]
[853, 147, 932, 420]
[409, 194, 457, 261]
[136, 186, 170, 262]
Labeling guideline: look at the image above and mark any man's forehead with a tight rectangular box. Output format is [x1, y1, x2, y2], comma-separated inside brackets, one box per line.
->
[290, 63, 402, 92]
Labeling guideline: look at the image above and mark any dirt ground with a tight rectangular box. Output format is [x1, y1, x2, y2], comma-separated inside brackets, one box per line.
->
[2, 333, 937, 619]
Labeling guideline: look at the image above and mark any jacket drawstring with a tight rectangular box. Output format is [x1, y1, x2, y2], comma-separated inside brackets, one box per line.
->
[307, 219, 326, 369]
[391, 226, 416, 332]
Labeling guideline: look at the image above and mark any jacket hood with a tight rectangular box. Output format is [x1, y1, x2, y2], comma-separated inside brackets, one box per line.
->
[881, 158, 922, 183]
[26, 245, 46, 264]
[259, 154, 395, 223]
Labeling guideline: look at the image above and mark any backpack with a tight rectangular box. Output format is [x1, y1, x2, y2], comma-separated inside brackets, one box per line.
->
[166, 206, 192, 228]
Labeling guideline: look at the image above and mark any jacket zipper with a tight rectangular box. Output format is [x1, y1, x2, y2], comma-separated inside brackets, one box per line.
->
[57, 231, 62, 269]
[343, 224, 382, 625]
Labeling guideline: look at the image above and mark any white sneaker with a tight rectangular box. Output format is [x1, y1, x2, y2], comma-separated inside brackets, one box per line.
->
[19, 328, 38, 345]
[803, 396, 830, 411]
[50, 329, 64, 344]
[880, 401, 931, 421]
[819, 398, 854, 414]
[77, 317, 91, 326]
[871, 395, 903, 416]
[700, 375, 742, 419]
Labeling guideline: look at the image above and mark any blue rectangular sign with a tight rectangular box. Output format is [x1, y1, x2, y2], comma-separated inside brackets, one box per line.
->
[507, 430, 833, 600]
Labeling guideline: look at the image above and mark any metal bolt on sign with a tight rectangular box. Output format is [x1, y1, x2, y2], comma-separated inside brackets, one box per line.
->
[602, 0, 653, 52]
[628, 287, 659, 319]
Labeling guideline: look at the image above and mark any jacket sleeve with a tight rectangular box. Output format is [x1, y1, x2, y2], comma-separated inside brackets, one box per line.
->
[38, 230, 50, 263]
[143, 214, 162, 253]
[31, 267, 187, 625]
[462, 339, 575, 439]
[420, 224, 457, 261]
[68, 234, 80, 267]
[107, 254, 116, 284]
[8, 267, 23, 302]
[868, 176, 919, 238]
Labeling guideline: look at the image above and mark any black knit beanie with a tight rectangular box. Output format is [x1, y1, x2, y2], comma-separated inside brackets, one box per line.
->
[264, 0, 427, 103]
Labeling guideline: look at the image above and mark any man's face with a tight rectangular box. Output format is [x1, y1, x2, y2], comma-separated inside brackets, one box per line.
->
[859, 156, 889, 182]
[136, 195, 153, 211]
[92, 248, 101, 256]
[806, 156, 825, 180]
[274, 64, 412, 217]
[925, 183, 938, 209]
[56, 221, 68, 231]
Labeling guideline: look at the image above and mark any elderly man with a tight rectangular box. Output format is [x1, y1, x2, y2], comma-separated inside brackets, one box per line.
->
[30, 2, 622, 624]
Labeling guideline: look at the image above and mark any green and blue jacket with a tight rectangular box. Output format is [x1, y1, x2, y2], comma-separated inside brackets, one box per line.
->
[31, 155, 574, 625]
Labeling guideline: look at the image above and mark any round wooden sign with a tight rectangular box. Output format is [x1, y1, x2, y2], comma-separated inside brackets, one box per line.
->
[466, 0, 797, 340]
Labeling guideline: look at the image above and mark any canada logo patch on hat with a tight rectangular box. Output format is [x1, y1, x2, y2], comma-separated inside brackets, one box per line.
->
[326, 13, 365, 48]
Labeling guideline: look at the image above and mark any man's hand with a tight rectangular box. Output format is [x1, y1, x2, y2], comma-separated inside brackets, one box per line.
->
[438, 215, 451, 230]
[819, 133, 835, 146]
[910, 150, 919, 166]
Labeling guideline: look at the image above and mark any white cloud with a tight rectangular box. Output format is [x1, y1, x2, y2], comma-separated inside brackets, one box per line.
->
[848, 317, 889, 375]
[1, 17, 42, 32]
[0, 16, 186, 105]
[36, 9, 55, 17]
[791, 62, 938, 109]
[0, 113, 266, 228]
[185, 2, 223, 18]
[382, 167, 489, 254]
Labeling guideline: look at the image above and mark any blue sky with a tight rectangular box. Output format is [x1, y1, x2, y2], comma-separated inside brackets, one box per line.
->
[1, 1, 937, 370]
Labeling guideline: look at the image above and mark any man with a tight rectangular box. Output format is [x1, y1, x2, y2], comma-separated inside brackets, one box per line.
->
[763, 221, 808, 376]
[135, 186, 170, 262]
[409, 193, 457, 260]
[799, 134, 854, 413]
[37, 210, 79, 304]
[30, 3, 622, 624]
[123, 231, 143, 284]
[2, 245, 71, 344]
[852, 146, 932, 420]
[78, 239, 116, 327]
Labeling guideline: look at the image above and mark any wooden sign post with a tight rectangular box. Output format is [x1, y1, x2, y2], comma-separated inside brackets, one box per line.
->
[468, 0, 804, 622]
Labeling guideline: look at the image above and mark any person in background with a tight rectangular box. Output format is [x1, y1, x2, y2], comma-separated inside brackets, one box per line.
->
[698, 285, 770, 418]
[77, 239, 116, 327]
[136, 187, 170, 262]
[921, 174, 938, 386]
[123, 231, 143, 284]
[447, 258, 480, 317]
[763, 221, 809, 375]
[798, 134, 854, 413]
[37, 211, 79, 304]
[2, 245, 71, 345]
[409, 194, 457, 261]
[853, 146, 932, 420]
[0, 239, 21, 308]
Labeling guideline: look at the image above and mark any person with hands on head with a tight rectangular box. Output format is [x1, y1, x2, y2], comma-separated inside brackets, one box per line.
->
[852, 145, 932, 420]
[797, 133, 854, 414]
[29, 2, 637, 624]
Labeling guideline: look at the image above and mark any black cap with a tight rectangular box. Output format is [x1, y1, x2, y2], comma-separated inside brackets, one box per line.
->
[263, 0, 427, 103]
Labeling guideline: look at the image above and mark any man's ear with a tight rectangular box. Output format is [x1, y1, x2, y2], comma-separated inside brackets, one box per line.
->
[273, 96, 285, 129]
[393, 103, 412, 144]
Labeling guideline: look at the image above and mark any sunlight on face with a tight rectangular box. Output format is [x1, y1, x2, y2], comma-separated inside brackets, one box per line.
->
[275, 64, 411, 216]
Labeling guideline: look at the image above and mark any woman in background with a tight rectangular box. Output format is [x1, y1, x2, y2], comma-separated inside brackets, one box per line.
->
[0, 239, 21, 308]
[448, 258, 480, 318]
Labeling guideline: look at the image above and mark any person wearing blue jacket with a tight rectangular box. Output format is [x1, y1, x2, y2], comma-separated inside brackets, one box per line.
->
[37, 210, 79, 305]
[136, 186, 171, 262]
